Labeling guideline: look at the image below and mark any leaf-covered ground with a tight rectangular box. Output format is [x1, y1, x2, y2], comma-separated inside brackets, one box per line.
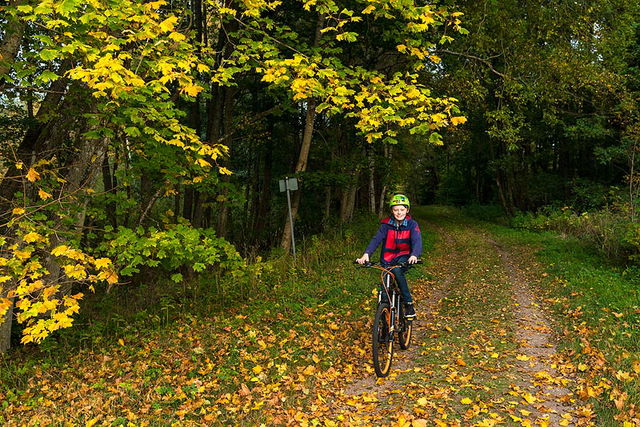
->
[2, 207, 638, 426]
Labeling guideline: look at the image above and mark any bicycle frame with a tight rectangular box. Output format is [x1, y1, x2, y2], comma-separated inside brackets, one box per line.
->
[356, 260, 419, 377]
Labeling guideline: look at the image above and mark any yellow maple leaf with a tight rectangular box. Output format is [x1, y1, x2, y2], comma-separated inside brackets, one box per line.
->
[23, 232, 43, 243]
[615, 371, 632, 381]
[416, 397, 429, 406]
[38, 188, 52, 200]
[51, 245, 70, 257]
[105, 271, 118, 284]
[64, 264, 87, 280]
[14, 248, 32, 260]
[158, 16, 178, 33]
[537, 418, 550, 427]
[94, 258, 112, 270]
[196, 158, 211, 168]
[460, 397, 473, 404]
[168, 32, 186, 42]
[182, 84, 203, 97]
[26, 168, 40, 182]
[451, 116, 467, 126]
[12, 207, 26, 215]
[363, 4, 376, 14]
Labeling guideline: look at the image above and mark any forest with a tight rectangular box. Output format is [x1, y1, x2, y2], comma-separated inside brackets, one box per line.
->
[1, 0, 640, 425]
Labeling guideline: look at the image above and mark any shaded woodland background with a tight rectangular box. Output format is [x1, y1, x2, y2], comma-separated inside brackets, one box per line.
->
[1, 0, 640, 351]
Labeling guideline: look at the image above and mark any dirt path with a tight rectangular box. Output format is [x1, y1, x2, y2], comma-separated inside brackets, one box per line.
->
[331, 210, 579, 426]
[491, 240, 575, 426]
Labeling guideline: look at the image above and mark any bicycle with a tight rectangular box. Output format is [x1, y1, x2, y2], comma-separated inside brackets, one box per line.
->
[355, 260, 422, 377]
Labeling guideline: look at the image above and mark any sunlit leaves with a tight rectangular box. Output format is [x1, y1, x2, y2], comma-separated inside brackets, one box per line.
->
[222, 0, 467, 144]
[8, 0, 229, 178]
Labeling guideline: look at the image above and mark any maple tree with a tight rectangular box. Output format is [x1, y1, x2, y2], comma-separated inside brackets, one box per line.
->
[0, 0, 468, 348]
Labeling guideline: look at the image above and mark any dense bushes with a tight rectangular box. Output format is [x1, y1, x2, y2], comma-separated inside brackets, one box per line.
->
[512, 205, 640, 263]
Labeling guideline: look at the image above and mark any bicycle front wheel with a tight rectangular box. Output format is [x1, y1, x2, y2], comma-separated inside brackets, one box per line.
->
[398, 303, 413, 350]
[372, 303, 394, 377]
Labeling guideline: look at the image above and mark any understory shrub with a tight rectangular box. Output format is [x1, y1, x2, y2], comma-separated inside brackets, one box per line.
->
[512, 205, 639, 263]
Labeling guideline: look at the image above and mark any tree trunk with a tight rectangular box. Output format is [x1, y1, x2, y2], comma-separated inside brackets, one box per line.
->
[183, 186, 194, 221]
[48, 135, 109, 293]
[377, 145, 392, 217]
[280, 14, 324, 252]
[281, 100, 317, 251]
[102, 155, 117, 228]
[368, 146, 376, 213]
[0, 296, 14, 353]
[252, 135, 273, 242]
[0, 0, 25, 90]
[323, 186, 332, 223]
[0, 63, 71, 213]
[339, 173, 359, 223]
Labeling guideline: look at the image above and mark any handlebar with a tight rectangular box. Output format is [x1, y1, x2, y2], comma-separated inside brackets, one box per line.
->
[353, 260, 423, 268]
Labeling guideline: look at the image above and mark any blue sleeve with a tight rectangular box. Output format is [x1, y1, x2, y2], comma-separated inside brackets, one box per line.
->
[364, 225, 386, 256]
[410, 220, 422, 257]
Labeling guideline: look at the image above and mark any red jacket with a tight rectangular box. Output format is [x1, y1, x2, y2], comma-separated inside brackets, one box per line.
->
[364, 216, 422, 264]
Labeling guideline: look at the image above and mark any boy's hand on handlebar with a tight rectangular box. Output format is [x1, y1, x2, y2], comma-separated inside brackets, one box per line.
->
[408, 256, 418, 264]
[356, 253, 369, 264]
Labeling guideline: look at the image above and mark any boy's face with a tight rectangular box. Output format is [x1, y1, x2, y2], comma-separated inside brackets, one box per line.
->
[391, 205, 408, 221]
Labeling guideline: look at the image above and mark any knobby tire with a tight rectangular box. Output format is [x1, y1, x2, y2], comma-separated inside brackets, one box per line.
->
[398, 302, 412, 350]
[372, 303, 394, 377]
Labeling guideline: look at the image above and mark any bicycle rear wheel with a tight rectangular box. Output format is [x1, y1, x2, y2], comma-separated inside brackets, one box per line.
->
[372, 303, 394, 377]
[398, 303, 413, 350]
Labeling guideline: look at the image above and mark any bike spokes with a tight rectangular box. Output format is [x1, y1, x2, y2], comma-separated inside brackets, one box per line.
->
[372, 304, 394, 377]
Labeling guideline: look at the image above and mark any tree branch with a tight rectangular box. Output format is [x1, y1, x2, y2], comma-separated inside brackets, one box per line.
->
[435, 49, 507, 79]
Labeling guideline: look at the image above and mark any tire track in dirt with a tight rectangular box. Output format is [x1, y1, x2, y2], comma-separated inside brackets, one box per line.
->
[490, 239, 577, 426]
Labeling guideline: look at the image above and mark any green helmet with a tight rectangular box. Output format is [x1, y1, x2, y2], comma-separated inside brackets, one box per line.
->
[389, 194, 410, 209]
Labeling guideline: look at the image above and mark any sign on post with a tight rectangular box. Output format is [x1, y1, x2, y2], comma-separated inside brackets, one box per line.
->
[279, 177, 298, 259]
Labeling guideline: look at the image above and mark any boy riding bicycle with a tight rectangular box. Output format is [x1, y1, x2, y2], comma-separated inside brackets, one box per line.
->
[355, 194, 422, 318]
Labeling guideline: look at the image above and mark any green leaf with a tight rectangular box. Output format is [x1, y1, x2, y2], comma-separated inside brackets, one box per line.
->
[39, 49, 59, 61]
[170, 273, 183, 283]
[429, 132, 443, 145]
[57, 0, 82, 15]
[124, 127, 141, 137]
[38, 70, 59, 83]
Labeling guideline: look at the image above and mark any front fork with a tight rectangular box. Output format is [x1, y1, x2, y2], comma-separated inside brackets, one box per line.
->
[378, 274, 398, 338]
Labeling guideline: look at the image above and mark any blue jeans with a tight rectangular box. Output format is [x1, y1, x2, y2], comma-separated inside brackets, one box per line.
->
[385, 255, 413, 304]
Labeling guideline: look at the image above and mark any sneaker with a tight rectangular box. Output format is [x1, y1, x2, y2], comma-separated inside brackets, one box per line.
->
[404, 302, 416, 319]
